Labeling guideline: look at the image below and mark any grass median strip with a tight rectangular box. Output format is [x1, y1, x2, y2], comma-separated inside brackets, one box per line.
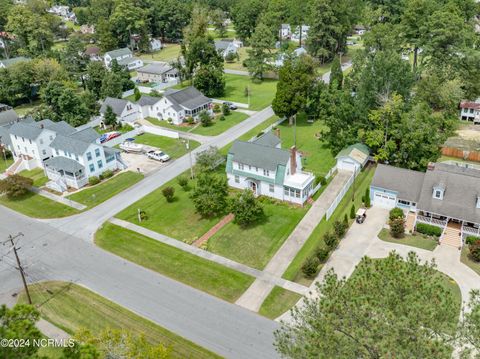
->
[95, 223, 255, 303]
[67, 171, 144, 208]
[258, 286, 302, 320]
[19, 281, 220, 359]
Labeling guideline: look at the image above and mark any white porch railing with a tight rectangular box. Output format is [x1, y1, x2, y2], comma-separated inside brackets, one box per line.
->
[416, 215, 447, 228]
[462, 225, 480, 236]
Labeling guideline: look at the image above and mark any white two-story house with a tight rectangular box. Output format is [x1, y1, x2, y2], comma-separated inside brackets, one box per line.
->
[226, 132, 315, 205]
[104, 47, 143, 70]
[100, 97, 142, 125]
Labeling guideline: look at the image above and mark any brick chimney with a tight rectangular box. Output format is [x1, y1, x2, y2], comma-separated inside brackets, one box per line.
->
[290, 146, 297, 175]
[275, 127, 280, 138]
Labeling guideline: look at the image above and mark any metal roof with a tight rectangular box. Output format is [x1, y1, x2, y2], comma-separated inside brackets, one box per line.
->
[228, 140, 290, 171]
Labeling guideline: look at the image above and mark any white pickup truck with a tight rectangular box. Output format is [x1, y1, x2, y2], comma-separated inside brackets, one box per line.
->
[146, 150, 170, 162]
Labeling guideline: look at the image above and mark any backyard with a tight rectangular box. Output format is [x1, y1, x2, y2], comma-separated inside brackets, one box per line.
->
[0, 191, 79, 218]
[66, 171, 144, 208]
[134, 133, 200, 159]
[19, 281, 219, 359]
[137, 44, 182, 62]
[223, 47, 249, 71]
[96, 223, 254, 303]
[378, 228, 438, 251]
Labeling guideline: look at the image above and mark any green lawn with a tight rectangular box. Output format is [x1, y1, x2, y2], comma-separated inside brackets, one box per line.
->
[115, 174, 222, 244]
[13, 100, 42, 116]
[134, 133, 200, 159]
[19, 281, 219, 359]
[66, 171, 144, 208]
[223, 47, 249, 71]
[258, 286, 302, 320]
[378, 228, 438, 251]
[137, 44, 182, 62]
[283, 165, 376, 285]
[96, 223, 254, 303]
[192, 111, 249, 136]
[146, 117, 192, 132]
[0, 192, 79, 218]
[217, 74, 278, 110]
[278, 118, 336, 176]
[461, 246, 480, 276]
[207, 198, 308, 269]
[0, 157, 13, 173]
[18, 168, 48, 187]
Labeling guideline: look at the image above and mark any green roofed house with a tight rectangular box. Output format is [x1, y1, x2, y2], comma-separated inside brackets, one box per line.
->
[335, 143, 370, 173]
[0, 56, 30, 69]
[226, 131, 315, 205]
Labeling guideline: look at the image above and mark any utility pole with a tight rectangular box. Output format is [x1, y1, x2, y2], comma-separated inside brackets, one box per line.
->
[3, 233, 32, 304]
[186, 138, 194, 179]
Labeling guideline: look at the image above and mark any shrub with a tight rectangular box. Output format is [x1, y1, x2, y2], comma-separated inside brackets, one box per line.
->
[315, 247, 330, 263]
[222, 103, 231, 116]
[301, 256, 320, 278]
[324, 231, 338, 249]
[213, 103, 221, 113]
[466, 236, 480, 245]
[99, 170, 113, 180]
[88, 176, 100, 186]
[390, 217, 406, 238]
[470, 242, 480, 262]
[334, 220, 348, 238]
[314, 175, 326, 186]
[416, 223, 442, 237]
[199, 111, 212, 127]
[0, 175, 33, 198]
[219, 114, 225, 121]
[389, 207, 404, 221]
[350, 204, 356, 219]
[364, 188, 371, 208]
[177, 176, 189, 190]
[231, 189, 264, 227]
[134, 87, 141, 101]
[162, 186, 175, 202]
[344, 213, 348, 225]
[186, 116, 194, 124]
[138, 210, 148, 221]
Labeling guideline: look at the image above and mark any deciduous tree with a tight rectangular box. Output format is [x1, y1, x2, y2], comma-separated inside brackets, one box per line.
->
[191, 173, 228, 218]
[230, 189, 264, 227]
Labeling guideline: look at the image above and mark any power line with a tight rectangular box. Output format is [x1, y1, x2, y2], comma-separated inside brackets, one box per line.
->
[3, 233, 32, 305]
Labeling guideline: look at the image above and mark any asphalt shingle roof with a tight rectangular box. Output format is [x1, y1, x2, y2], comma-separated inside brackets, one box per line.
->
[105, 48, 132, 59]
[100, 97, 129, 116]
[71, 127, 100, 143]
[138, 63, 176, 75]
[371, 164, 425, 202]
[229, 140, 290, 171]
[50, 134, 92, 156]
[44, 156, 85, 173]
[137, 95, 161, 106]
[253, 131, 281, 148]
[8, 122, 43, 140]
[164, 87, 210, 111]
[0, 107, 19, 126]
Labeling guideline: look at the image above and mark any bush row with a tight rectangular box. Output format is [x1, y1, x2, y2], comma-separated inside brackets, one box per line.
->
[416, 223, 442, 237]
[88, 170, 114, 186]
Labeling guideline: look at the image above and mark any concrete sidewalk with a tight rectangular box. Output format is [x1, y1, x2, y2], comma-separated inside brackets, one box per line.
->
[235, 170, 353, 311]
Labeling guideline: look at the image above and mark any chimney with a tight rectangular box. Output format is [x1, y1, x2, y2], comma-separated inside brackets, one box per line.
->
[290, 146, 297, 175]
[275, 127, 280, 138]
[427, 162, 435, 171]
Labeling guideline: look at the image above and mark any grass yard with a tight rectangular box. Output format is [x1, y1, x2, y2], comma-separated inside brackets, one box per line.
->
[146, 117, 192, 132]
[378, 228, 438, 251]
[217, 74, 278, 111]
[0, 191, 79, 218]
[13, 100, 42, 116]
[258, 286, 302, 320]
[0, 157, 13, 173]
[115, 173, 222, 244]
[283, 165, 376, 285]
[134, 133, 200, 158]
[278, 117, 336, 176]
[461, 246, 480, 276]
[137, 44, 182, 62]
[192, 111, 249, 136]
[96, 223, 254, 303]
[207, 198, 308, 269]
[223, 47, 249, 71]
[18, 168, 48, 187]
[66, 171, 144, 208]
[19, 281, 219, 359]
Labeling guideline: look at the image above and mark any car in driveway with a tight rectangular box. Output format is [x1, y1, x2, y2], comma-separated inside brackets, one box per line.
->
[146, 150, 170, 162]
[223, 101, 237, 110]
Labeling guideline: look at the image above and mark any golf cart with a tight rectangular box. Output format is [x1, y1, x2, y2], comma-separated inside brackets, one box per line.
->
[356, 208, 367, 224]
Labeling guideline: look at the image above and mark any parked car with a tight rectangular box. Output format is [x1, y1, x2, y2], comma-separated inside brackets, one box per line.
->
[356, 208, 367, 224]
[146, 150, 170, 162]
[223, 101, 237, 110]
[99, 131, 121, 143]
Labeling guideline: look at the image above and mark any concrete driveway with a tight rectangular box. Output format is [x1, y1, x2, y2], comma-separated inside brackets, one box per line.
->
[121, 151, 169, 175]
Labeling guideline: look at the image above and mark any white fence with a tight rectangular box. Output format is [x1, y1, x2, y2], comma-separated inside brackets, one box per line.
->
[326, 172, 355, 220]
[141, 124, 179, 139]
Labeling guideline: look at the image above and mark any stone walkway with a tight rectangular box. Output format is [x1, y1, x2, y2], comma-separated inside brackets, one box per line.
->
[278, 206, 480, 322]
[235, 170, 353, 311]
[193, 213, 234, 247]
[31, 187, 86, 210]
[110, 218, 309, 295]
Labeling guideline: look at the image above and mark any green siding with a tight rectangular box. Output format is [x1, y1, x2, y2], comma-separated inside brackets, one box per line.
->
[232, 169, 275, 184]
[226, 154, 233, 173]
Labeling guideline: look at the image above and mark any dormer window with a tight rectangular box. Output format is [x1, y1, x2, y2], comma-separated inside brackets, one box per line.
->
[433, 185, 444, 200]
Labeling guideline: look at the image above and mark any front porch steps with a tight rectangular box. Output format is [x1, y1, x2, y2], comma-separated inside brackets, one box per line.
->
[441, 225, 462, 248]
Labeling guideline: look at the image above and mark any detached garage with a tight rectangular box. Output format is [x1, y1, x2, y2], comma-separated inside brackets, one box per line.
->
[370, 164, 425, 210]
[336, 143, 370, 173]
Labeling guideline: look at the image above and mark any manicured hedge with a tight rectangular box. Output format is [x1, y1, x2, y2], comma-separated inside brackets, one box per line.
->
[416, 223, 443, 237]
[466, 236, 480, 245]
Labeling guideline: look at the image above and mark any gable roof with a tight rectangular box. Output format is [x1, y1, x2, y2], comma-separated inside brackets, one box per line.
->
[228, 140, 290, 171]
[164, 86, 210, 111]
[117, 57, 141, 66]
[8, 122, 44, 140]
[137, 62, 176, 75]
[100, 97, 129, 116]
[72, 127, 100, 143]
[0, 105, 19, 126]
[371, 164, 425, 202]
[0, 56, 30, 68]
[460, 99, 480, 110]
[137, 95, 161, 106]
[336, 143, 370, 164]
[50, 134, 93, 155]
[105, 48, 132, 59]
[253, 131, 281, 148]
[214, 40, 236, 51]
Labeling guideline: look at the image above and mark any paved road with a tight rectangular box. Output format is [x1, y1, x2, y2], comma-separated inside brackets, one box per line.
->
[224, 69, 250, 76]
[0, 207, 279, 359]
[45, 106, 274, 241]
[321, 61, 352, 84]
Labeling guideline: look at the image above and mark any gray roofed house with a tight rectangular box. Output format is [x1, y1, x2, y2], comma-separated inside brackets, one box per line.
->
[44, 156, 85, 173]
[105, 48, 132, 59]
[0, 104, 19, 126]
[50, 134, 93, 156]
[164, 87, 211, 111]
[100, 97, 129, 116]
[137, 95, 161, 107]
[137, 63, 176, 75]
[371, 164, 425, 203]
[0, 56, 30, 69]
[137, 63, 179, 83]
[72, 127, 100, 143]
[0, 125, 12, 149]
[8, 121, 44, 140]
[228, 140, 290, 171]
[253, 131, 281, 148]
[214, 40, 239, 58]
